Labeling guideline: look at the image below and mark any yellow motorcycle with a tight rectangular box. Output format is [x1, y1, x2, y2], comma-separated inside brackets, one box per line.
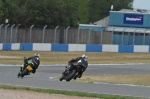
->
[17, 59, 34, 78]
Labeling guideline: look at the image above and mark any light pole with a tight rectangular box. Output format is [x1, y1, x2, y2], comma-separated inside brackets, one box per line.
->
[5, 19, 8, 26]
[65, 26, 70, 43]
[42, 25, 47, 43]
[111, 5, 113, 11]
[54, 26, 59, 43]
[10, 24, 15, 43]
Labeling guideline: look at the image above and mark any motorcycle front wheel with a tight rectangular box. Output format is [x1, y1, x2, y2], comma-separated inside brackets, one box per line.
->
[65, 69, 77, 82]
[20, 69, 29, 78]
[17, 72, 21, 78]
[59, 74, 65, 81]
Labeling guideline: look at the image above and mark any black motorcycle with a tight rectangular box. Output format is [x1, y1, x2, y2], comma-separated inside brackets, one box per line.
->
[60, 62, 85, 82]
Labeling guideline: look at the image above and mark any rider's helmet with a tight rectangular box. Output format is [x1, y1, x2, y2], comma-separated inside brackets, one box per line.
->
[81, 54, 88, 59]
[35, 53, 40, 57]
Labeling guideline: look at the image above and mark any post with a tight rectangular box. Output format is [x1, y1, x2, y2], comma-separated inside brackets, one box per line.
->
[42, 25, 47, 43]
[128, 32, 130, 45]
[4, 24, 9, 43]
[54, 26, 59, 43]
[88, 28, 92, 44]
[15, 24, 21, 43]
[100, 28, 105, 44]
[30, 24, 34, 42]
[143, 29, 147, 45]
[10, 24, 15, 43]
[65, 26, 70, 43]
[122, 28, 126, 45]
[133, 28, 137, 45]
[78, 28, 80, 44]
[112, 28, 115, 44]
[149, 33, 150, 45]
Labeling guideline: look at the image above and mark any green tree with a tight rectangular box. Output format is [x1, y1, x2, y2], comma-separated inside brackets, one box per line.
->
[64, 0, 89, 24]
[14, 0, 29, 24]
[1, 0, 17, 24]
[77, 0, 89, 24]
[0, 0, 133, 27]
[0, 0, 89, 27]
[25, 0, 79, 27]
[0, 0, 3, 23]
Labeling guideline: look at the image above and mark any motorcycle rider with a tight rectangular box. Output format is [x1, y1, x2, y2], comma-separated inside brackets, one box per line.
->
[21, 53, 40, 75]
[67, 54, 88, 80]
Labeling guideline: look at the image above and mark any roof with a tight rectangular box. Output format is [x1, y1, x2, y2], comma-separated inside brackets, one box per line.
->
[78, 24, 106, 31]
[106, 26, 150, 33]
[110, 9, 150, 14]
[79, 24, 102, 27]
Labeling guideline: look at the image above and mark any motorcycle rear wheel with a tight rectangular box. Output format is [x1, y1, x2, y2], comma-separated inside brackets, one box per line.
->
[65, 69, 77, 82]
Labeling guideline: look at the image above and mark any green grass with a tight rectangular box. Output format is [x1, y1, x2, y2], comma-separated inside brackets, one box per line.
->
[75, 74, 150, 86]
[1, 50, 150, 64]
[0, 84, 148, 99]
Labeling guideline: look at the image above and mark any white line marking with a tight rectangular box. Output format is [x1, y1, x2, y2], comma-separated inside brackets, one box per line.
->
[49, 77, 56, 79]
[93, 82, 150, 87]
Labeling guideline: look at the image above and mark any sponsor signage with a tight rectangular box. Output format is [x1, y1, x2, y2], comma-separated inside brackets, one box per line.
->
[124, 14, 143, 25]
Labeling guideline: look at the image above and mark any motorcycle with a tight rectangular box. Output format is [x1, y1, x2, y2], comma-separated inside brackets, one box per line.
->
[17, 58, 34, 78]
[59, 62, 85, 82]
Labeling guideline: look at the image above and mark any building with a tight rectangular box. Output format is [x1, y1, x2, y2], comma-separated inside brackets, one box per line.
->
[94, 9, 150, 45]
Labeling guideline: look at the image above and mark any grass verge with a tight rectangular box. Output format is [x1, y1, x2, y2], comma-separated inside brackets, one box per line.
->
[1, 51, 150, 64]
[0, 84, 148, 99]
[75, 74, 150, 86]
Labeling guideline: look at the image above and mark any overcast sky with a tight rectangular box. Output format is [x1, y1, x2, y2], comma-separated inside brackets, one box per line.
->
[133, 0, 150, 10]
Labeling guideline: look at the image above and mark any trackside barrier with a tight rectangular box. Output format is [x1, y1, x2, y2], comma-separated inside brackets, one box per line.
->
[0, 43, 150, 52]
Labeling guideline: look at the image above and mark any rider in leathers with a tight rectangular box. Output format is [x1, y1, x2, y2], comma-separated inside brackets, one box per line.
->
[67, 54, 88, 80]
[23, 53, 40, 74]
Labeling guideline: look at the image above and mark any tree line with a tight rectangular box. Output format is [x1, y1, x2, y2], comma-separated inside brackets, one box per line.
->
[0, 0, 133, 28]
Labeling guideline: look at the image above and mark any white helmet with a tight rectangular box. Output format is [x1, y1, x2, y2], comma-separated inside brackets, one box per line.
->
[82, 54, 88, 59]
[35, 53, 40, 57]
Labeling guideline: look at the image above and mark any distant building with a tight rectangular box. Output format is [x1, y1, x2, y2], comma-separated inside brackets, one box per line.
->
[80, 9, 150, 45]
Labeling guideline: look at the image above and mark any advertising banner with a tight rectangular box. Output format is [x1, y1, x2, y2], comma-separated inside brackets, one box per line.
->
[124, 14, 143, 25]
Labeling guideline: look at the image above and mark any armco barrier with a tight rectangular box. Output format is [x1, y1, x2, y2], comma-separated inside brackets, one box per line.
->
[0, 43, 150, 52]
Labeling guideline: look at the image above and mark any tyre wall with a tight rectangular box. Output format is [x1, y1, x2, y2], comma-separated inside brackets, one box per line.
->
[0, 43, 149, 52]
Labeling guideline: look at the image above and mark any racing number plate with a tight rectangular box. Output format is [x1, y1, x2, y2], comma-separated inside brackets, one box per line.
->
[26, 65, 33, 71]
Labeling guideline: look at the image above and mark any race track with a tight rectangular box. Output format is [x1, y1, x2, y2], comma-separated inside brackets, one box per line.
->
[0, 64, 150, 98]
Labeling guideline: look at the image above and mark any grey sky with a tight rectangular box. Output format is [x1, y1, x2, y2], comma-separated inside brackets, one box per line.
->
[133, 0, 150, 10]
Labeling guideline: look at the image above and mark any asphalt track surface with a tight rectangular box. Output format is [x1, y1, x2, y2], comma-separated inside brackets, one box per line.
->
[0, 64, 150, 98]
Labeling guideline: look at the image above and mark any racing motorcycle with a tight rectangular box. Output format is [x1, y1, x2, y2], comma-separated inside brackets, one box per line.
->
[59, 62, 85, 82]
[17, 58, 34, 78]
